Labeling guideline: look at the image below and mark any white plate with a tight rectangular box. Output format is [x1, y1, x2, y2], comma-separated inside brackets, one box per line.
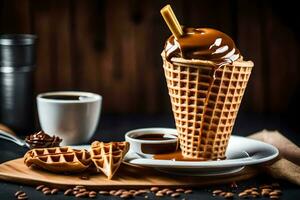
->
[70, 134, 279, 176]
[123, 135, 279, 176]
[71, 145, 91, 150]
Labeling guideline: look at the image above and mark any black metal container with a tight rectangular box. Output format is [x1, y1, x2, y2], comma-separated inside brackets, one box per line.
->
[0, 34, 37, 135]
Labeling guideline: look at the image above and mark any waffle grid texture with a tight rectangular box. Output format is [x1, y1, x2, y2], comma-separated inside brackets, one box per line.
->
[24, 146, 91, 173]
[91, 141, 129, 179]
[163, 58, 253, 160]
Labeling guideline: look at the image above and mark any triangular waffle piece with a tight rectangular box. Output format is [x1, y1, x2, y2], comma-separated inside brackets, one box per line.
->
[24, 146, 91, 173]
[90, 141, 129, 179]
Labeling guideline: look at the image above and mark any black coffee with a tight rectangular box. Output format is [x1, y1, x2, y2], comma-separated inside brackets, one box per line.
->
[135, 134, 176, 141]
[41, 95, 89, 100]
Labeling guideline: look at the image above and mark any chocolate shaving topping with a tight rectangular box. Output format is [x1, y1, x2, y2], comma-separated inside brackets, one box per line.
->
[25, 130, 62, 149]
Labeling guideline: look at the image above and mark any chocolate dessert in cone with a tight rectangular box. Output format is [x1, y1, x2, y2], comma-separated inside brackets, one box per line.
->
[24, 146, 91, 173]
[161, 5, 253, 160]
[91, 141, 129, 179]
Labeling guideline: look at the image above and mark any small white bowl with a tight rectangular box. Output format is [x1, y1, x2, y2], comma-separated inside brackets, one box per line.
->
[125, 128, 178, 158]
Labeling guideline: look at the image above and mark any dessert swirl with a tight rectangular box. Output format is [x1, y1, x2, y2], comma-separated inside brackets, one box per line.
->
[164, 28, 241, 66]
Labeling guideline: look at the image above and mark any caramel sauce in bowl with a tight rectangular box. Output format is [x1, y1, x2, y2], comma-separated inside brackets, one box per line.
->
[125, 128, 178, 158]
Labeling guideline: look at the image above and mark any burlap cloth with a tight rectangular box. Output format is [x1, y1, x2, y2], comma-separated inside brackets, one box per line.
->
[248, 129, 300, 185]
[0, 125, 299, 185]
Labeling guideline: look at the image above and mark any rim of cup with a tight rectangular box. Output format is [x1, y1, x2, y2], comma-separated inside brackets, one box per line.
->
[37, 91, 102, 103]
[125, 128, 178, 144]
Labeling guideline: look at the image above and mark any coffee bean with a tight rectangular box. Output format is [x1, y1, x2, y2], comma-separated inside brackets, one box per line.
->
[156, 190, 164, 194]
[156, 192, 164, 197]
[109, 190, 116, 195]
[270, 191, 281, 196]
[219, 192, 227, 196]
[15, 191, 25, 197]
[270, 195, 279, 199]
[150, 187, 159, 192]
[43, 190, 51, 195]
[99, 190, 109, 195]
[79, 188, 87, 192]
[261, 190, 270, 196]
[171, 192, 181, 197]
[238, 192, 247, 197]
[251, 191, 259, 196]
[251, 187, 258, 191]
[224, 192, 233, 199]
[115, 190, 123, 196]
[176, 188, 185, 193]
[134, 190, 147, 196]
[89, 191, 96, 195]
[125, 192, 134, 197]
[51, 188, 59, 195]
[129, 189, 136, 193]
[73, 191, 79, 195]
[64, 189, 73, 195]
[166, 190, 174, 195]
[262, 188, 272, 192]
[75, 192, 87, 198]
[212, 189, 222, 195]
[120, 194, 130, 199]
[184, 189, 193, 194]
[36, 185, 45, 191]
[42, 187, 50, 192]
[89, 193, 96, 198]
[161, 188, 170, 193]
[17, 193, 27, 198]
[272, 190, 282, 195]
[17, 195, 28, 200]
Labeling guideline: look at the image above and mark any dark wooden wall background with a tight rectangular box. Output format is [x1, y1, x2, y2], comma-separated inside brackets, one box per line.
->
[0, 0, 299, 115]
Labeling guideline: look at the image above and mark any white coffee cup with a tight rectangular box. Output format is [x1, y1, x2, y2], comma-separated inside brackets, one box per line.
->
[37, 91, 102, 145]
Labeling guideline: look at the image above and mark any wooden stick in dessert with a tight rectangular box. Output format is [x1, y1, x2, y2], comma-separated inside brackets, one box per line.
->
[160, 4, 183, 39]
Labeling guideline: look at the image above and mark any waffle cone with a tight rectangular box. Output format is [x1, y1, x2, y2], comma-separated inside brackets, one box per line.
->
[162, 54, 253, 160]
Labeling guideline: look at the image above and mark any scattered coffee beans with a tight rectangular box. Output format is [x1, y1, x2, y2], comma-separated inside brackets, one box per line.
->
[213, 182, 283, 199]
